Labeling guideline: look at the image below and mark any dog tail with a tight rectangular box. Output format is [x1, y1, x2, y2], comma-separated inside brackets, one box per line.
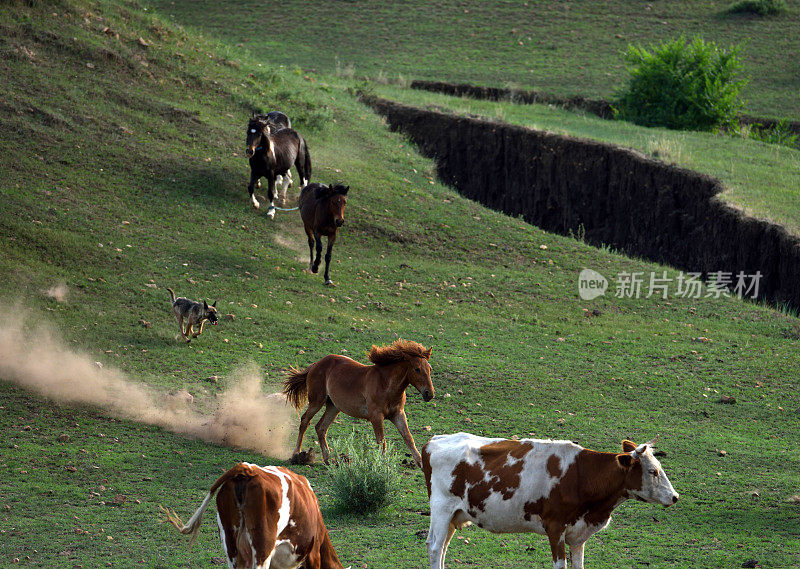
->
[167, 287, 176, 304]
[283, 366, 310, 409]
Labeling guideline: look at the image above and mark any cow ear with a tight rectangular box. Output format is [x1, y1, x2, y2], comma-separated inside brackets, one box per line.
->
[203, 300, 209, 310]
[622, 440, 637, 453]
[617, 454, 634, 468]
[424, 347, 433, 359]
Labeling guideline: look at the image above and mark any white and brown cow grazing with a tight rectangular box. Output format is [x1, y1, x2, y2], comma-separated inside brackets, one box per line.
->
[161, 462, 348, 569]
[422, 433, 679, 569]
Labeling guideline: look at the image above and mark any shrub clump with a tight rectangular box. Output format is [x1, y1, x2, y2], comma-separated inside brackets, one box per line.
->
[324, 432, 401, 514]
[617, 36, 747, 131]
[728, 0, 786, 16]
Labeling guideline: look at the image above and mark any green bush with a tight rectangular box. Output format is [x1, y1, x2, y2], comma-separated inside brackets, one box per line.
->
[324, 432, 401, 514]
[617, 36, 747, 131]
[728, 0, 786, 16]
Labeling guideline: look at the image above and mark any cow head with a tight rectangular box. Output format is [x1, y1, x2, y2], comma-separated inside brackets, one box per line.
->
[619, 438, 679, 507]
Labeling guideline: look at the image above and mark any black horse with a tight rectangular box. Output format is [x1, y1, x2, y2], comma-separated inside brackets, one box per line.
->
[245, 115, 311, 218]
[299, 183, 349, 285]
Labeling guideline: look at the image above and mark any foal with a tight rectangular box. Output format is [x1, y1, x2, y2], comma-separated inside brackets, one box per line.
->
[284, 339, 434, 467]
[299, 183, 349, 285]
[245, 116, 311, 218]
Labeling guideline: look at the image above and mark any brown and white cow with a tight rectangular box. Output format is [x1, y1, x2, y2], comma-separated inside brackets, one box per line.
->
[422, 433, 678, 569]
[161, 462, 348, 569]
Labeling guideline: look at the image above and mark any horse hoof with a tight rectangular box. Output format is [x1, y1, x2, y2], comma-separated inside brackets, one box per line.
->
[311, 266, 319, 274]
[267, 207, 276, 219]
[251, 200, 260, 210]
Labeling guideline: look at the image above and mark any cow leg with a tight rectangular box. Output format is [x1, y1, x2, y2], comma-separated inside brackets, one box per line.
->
[243, 482, 278, 569]
[293, 400, 324, 458]
[311, 233, 323, 274]
[427, 514, 456, 569]
[323, 234, 336, 286]
[390, 411, 422, 467]
[569, 542, 585, 569]
[314, 404, 340, 465]
[216, 486, 241, 569]
[248, 172, 261, 209]
[546, 525, 567, 569]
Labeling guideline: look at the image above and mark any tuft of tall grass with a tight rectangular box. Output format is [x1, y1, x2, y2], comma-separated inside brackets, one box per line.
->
[324, 432, 401, 514]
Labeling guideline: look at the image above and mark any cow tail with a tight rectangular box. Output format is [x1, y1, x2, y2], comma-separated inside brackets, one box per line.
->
[283, 366, 309, 409]
[159, 467, 236, 545]
[167, 287, 176, 304]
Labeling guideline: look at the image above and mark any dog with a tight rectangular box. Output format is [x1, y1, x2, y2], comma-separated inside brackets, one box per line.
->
[167, 288, 219, 343]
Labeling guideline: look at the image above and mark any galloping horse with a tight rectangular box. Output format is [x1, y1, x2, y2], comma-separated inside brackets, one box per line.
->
[245, 115, 311, 218]
[284, 339, 434, 467]
[299, 183, 349, 286]
[255, 111, 294, 190]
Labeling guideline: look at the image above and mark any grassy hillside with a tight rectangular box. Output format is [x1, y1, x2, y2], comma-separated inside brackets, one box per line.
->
[147, 0, 800, 120]
[1, 1, 799, 568]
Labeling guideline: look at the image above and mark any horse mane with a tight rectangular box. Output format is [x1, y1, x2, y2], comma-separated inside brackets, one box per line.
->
[314, 184, 349, 200]
[368, 339, 430, 366]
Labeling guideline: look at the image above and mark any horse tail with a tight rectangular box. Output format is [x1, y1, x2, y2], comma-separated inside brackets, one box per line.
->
[283, 366, 309, 409]
[300, 137, 311, 186]
[167, 287, 176, 304]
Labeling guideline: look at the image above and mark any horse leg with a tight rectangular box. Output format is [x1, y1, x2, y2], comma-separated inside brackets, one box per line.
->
[304, 225, 315, 272]
[314, 404, 340, 464]
[369, 413, 386, 453]
[293, 400, 324, 457]
[311, 233, 323, 274]
[390, 411, 422, 467]
[323, 234, 337, 286]
[266, 173, 277, 219]
[280, 172, 291, 205]
[248, 172, 261, 209]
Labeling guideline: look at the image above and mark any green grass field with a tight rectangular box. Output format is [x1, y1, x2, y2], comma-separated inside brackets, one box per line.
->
[147, 0, 800, 120]
[1, 1, 799, 568]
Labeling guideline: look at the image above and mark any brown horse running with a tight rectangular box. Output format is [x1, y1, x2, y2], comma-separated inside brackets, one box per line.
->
[284, 339, 434, 467]
[299, 183, 349, 286]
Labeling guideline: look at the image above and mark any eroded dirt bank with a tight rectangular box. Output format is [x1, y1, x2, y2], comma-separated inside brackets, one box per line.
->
[366, 96, 800, 309]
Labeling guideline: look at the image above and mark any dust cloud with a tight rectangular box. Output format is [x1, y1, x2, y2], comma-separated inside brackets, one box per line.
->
[0, 308, 296, 458]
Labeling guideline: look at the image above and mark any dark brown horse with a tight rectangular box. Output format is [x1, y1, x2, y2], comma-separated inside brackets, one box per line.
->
[299, 183, 348, 286]
[284, 339, 434, 467]
[245, 115, 311, 218]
